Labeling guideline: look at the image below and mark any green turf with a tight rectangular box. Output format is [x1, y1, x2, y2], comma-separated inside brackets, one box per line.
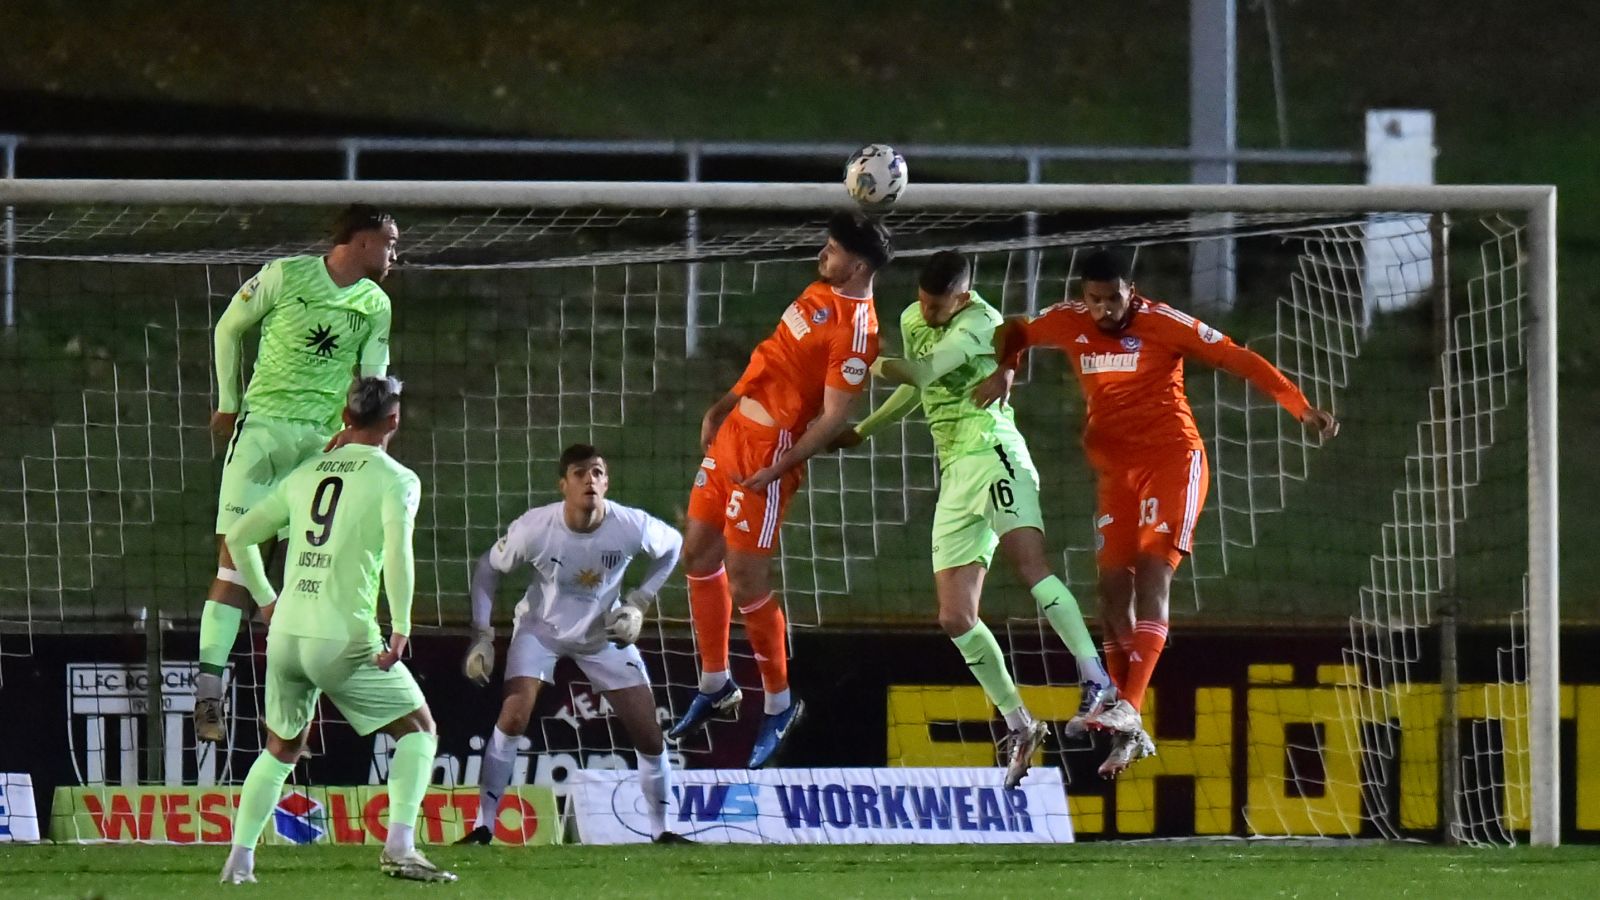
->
[2, 842, 1598, 899]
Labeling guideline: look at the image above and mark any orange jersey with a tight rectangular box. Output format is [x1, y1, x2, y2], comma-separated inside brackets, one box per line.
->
[732, 281, 879, 435]
[1009, 297, 1310, 468]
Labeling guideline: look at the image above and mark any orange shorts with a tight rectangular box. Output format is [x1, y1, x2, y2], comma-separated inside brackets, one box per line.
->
[685, 407, 804, 556]
[1093, 445, 1209, 570]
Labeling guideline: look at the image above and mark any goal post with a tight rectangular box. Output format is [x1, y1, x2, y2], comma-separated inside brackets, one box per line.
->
[0, 179, 1558, 846]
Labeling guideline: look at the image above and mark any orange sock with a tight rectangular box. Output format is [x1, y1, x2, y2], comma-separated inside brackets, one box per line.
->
[1103, 639, 1129, 691]
[687, 567, 732, 674]
[1121, 621, 1168, 712]
[739, 593, 789, 695]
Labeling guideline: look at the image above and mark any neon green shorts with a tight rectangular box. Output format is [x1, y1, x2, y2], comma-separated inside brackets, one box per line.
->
[215, 413, 333, 534]
[264, 632, 426, 738]
[931, 443, 1045, 572]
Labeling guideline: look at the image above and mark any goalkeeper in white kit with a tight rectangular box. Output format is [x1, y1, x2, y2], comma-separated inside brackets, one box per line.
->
[457, 444, 690, 844]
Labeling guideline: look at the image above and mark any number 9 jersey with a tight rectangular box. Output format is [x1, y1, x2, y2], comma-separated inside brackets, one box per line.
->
[232, 442, 422, 644]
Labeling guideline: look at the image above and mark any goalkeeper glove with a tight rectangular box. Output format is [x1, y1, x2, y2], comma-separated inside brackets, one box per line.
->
[462, 626, 496, 687]
[604, 590, 653, 646]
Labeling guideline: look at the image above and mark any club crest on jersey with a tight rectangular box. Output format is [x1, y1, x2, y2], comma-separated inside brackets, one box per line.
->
[694, 469, 708, 488]
[840, 357, 868, 385]
[811, 308, 830, 324]
[601, 550, 622, 570]
[1120, 336, 1142, 351]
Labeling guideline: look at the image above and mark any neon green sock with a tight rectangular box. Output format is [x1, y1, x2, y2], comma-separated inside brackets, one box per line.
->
[232, 752, 294, 849]
[387, 732, 438, 831]
[950, 621, 1023, 715]
[199, 601, 243, 672]
[1031, 575, 1099, 660]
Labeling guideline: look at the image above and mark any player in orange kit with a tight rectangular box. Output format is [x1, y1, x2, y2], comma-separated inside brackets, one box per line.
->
[977, 249, 1338, 777]
[668, 211, 892, 768]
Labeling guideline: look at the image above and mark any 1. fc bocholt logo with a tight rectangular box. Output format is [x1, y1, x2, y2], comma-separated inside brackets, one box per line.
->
[67, 662, 238, 786]
[601, 550, 622, 570]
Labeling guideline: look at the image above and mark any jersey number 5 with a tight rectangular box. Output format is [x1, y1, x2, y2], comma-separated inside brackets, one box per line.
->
[306, 476, 344, 546]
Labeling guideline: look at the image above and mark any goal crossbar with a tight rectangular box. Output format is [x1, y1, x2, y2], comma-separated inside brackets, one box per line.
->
[0, 178, 1555, 213]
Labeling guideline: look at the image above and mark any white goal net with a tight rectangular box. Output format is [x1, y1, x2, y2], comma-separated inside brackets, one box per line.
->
[0, 181, 1558, 846]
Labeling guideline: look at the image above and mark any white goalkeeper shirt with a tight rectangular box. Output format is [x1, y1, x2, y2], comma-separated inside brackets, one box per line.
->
[478, 500, 682, 653]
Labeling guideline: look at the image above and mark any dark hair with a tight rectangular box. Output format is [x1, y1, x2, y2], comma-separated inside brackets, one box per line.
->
[558, 443, 603, 477]
[332, 204, 396, 245]
[827, 211, 893, 271]
[918, 250, 972, 296]
[1080, 249, 1130, 283]
[346, 375, 403, 427]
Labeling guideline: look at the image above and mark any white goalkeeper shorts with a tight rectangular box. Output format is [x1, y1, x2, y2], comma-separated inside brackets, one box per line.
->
[505, 624, 650, 693]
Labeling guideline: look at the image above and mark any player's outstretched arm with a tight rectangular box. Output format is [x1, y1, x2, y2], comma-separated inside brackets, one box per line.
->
[468, 550, 501, 635]
[740, 385, 861, 492]
[462, 549, 501, 685]
[223, 488, 291, 611]
[973, 315, 1042, 408]
[358, 302, 392, 380]
[211, 264, 281, 443]
[606, 515, 683, 647]
[830, 384, 920, 451]
[1174, 316, 1340, 441]
[1298, 407, 1340, 439]
[700, 391, 740, 452]
[377, 474, 421, 670]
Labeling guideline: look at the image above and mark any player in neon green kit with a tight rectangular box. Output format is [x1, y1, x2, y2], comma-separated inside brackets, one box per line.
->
[830, 251, 1113, 788]
[218, 376, 453, 884]
[196, 205, 399, 743]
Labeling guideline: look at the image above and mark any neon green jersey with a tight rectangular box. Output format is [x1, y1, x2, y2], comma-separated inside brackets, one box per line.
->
[226, 443, 421, 643]
[897, 292, 1026, 462]
[214, 255, 392, 429]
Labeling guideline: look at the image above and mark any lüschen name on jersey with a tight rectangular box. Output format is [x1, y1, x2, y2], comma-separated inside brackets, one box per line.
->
[1079, 350, 1140, 374]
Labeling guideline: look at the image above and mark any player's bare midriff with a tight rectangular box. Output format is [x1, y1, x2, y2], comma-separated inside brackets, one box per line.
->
[738, 395, 779, 427]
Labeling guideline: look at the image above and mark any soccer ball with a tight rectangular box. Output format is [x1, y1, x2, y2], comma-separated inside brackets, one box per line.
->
[843, 143, 909, 207]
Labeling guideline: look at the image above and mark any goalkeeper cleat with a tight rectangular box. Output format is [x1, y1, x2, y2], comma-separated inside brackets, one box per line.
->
[380, 848, 458, 883]
[194, 698, 225, 744]
[1087, 698, 1143, 736]
[454, 824, 492, 845]
[1098, 726, 1157, 779]
[1001, 719, 1052, 789]
[666, 681, 743, 742]
[652, 831, 696, 845]
[747, 699, 806, 769]
[1063, 679, 1118, 740]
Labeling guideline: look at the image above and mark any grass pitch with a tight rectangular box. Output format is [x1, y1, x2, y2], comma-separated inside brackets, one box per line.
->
[2, 841, 1598, 899]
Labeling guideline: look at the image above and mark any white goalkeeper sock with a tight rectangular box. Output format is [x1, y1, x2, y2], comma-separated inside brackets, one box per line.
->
[385, 822, 415, 857]
[1078, 655, 1110, 686]
[223, 844, 254, 874]
[636, 751, 672, 838]
[195, 672, 224, 702]
[764, 687, 792, 716]
[1002, 705, 1034, 732]
[475, 727, 518, 830]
